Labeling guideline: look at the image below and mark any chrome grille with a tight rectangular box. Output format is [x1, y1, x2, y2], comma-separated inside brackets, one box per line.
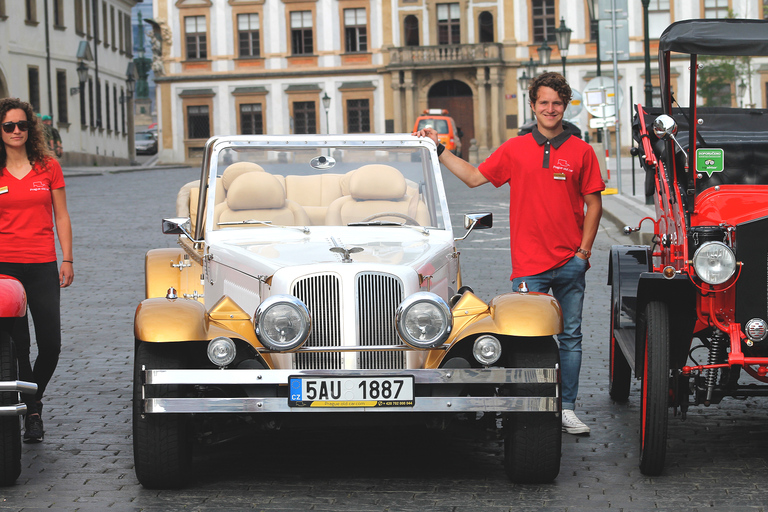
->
[293, 274, 342, 369]
[356, 272, 405, 369]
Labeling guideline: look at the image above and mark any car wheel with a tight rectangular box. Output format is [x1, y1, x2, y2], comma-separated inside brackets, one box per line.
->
[502, 337, 561, 483]
[132, 342, 191, 489]
[609, 286, 631, 402]
[0, 324, 22, 486]
[639, 301, 670, 476]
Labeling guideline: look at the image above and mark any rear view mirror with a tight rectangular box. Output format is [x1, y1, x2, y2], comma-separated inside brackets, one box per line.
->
[162, 217, 192, 237]
[455, 212, 492, 241]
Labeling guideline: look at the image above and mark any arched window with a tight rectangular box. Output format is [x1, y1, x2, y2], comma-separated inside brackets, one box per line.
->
[404, 15, 419, 46]
[479, 11, 494, 43]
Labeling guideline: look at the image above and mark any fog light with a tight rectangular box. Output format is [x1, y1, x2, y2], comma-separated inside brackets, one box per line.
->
[745, 318, 768, 342]
[473, 335, 502, 366]
[207, 337, 236, 367]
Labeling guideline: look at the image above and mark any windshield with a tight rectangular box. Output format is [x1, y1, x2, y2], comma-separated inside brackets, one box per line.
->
[136, 132, 155, 141]
[204, 143, 446, 231]
[416, 119, 449, 133]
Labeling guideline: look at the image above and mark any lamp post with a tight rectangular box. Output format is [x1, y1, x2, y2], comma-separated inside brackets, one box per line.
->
[526, 57, 538, 80]
[537, 40, 552, 68]
[126, 63, 137, 164]
[519, 71, 530, 123]
[555, 17, 572, 77]
[321, 92, 331, 134]
[738, 80, 747, 108]
[641, 0, 653, 107]
[76, 61, 88, 125]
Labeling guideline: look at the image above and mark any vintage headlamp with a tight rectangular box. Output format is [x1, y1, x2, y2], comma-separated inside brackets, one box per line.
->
[691, 241, 736, 285]
[473, 335, 502, 366]
[254, 295, 311, 351]
[396, 292, 452, 349]
[207, 337, 237, 367]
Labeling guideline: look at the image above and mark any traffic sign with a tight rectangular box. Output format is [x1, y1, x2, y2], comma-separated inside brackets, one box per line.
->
[590, 116, 616, 129]
[583, 76, 624, 118]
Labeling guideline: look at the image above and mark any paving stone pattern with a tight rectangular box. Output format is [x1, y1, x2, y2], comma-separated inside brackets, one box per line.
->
[0, 167, 766, 511]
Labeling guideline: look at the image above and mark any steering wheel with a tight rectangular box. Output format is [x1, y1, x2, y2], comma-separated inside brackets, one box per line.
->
[361, 212, 420, 226]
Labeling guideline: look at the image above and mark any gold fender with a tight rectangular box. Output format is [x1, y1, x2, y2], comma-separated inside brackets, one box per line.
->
[145, 248, 185, 299]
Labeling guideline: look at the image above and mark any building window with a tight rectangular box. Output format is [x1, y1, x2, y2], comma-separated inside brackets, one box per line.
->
[75, 0, 83, 34]
[293, 101, 316, 134]
[187, 105, 210, 139]
[102, 1, 108, 47]
[704, 0, 729, 18]
[479, 11, 494, 43]
[238, 13, 260, 58]
[28, 67, 40, 113]
[79, 79, 86, 127]
[125, 14, 132, 57]
[0, 0, 6, 18]
[240, 103, 263, 134]
[96, 78, 102, 128]
[113, 85, 118, 134]
[648, 0, 671, 38]
[85, 0, 91, 38]
[105, 81, 111, 130]
[404, 15, 419, 46]
[88, 78, 95, 127]
[185, 16, 207, 60]
[532, 0, 555, 43]
[120, 89, 125, 133]
[347, 99, 370, 133]
[25, 0, 36, 23]
[53, 0, 64, 27]
[290, 11, 313, 55]
[56, 70, 68, 123]
[437, 3, 460, 45]
[118, 11, 123, 53]
[110, 6, 116, 49]
[344, 8, 367, 53]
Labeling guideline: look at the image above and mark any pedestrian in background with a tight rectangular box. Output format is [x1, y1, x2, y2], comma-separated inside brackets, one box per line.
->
[41, 115, 63, 158]
[415, 72, 604, 435]
[0, 97, 74, 443]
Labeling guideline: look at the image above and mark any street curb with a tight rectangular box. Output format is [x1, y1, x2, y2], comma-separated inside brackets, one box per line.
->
[601, 193, 656, 246]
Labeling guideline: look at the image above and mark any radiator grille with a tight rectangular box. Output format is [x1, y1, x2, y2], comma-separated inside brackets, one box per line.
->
[290, 272, 405, 370]
[356, 272, 405, 369]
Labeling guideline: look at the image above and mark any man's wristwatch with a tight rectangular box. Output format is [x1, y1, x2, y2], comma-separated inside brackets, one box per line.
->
[576, 248, 591, 258]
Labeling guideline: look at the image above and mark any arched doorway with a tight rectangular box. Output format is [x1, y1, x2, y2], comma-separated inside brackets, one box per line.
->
[427, 80, 473, 159]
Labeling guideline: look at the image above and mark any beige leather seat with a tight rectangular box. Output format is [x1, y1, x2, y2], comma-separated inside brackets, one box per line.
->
[216, 171, 310, 227]
[324, 164, 430, 226]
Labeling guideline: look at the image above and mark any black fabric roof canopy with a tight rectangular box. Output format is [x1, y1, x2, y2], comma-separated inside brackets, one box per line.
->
[659, 19, 768, 56]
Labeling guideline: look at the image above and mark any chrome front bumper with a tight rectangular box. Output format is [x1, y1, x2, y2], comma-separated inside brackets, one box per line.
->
[0, 380, 38, 416]
[140, 367, 560, 414]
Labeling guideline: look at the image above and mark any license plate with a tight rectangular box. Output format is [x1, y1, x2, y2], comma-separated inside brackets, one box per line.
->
[289, 376, 414, 408]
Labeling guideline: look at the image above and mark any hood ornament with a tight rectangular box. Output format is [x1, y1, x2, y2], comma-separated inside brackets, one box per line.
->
[330, 246, 363, 263]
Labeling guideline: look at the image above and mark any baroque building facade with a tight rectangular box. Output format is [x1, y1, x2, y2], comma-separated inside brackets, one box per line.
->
[152, 0, 768, 165]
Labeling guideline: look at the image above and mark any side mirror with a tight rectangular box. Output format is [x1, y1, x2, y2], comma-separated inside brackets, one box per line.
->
[455, 212, 492, 241]
[652, 115, 677, 140]
[162, 217, 193, 238]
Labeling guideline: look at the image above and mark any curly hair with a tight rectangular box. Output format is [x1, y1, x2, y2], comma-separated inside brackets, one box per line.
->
[0, 97, 53, 172]
[528, 72, 572, 106]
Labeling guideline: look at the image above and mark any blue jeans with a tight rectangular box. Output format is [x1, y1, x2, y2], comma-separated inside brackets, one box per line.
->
[512, 255, 588, 410]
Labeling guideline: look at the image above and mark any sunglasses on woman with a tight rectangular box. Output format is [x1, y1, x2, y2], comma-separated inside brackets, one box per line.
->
[1, 121, 30, 133]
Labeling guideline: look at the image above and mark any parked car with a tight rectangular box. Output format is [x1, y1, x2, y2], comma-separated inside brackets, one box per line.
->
[135, 131, 158, 155]
[132, 133, 565, 488]
[412, 109, 463, 156]
[0, 275, 38, 485]
[609, 18, 768, 476]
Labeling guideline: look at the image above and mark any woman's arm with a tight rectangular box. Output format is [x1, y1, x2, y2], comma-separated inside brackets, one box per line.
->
[52, 187, 74, 287]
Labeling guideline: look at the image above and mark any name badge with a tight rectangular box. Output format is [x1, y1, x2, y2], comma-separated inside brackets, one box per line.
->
[553, 173, 566, 181]
[0, 186, 8, 195]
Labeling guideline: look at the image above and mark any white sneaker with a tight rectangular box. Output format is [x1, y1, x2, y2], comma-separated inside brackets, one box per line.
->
[562, 409, 590, 435]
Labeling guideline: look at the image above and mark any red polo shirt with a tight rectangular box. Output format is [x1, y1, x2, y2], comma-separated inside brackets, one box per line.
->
[0, 159, 65, 263]
[478, 127, 604, 279]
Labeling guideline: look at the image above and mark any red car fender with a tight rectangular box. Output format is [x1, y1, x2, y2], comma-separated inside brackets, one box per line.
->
[0, 275, 27, 318]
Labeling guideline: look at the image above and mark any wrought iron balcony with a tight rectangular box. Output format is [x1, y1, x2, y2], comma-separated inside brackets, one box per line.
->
[388, 43, 504, 69]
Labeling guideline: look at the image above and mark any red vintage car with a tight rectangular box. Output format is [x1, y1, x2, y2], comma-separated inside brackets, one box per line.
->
[0, 275, 37, 485]
[609, 18, 768, 475]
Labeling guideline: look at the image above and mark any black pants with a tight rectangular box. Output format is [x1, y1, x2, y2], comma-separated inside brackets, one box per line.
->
[0, 262, 61, 416]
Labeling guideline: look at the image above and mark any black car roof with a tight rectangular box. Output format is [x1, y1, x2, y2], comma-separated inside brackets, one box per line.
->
[659, 19, 768, 56]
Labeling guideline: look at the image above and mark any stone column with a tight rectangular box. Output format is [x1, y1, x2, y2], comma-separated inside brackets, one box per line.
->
[404, 70, 416, 131]
[391, 72, 403, 133]
[489, 67, 502, 149]
[475, 67, 488, 153]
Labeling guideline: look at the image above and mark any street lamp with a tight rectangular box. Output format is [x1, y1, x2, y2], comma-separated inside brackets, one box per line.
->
[519, 71, 530, 123]
[537, 40, 552, 67]
[77, 61, 89, 85]
[738, 80, 747, 108]
[554, 17, 572, 77]
[321, 92, 331, 134]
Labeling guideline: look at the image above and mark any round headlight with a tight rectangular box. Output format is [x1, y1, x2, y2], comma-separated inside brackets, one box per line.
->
[692, 241, 736, 285]
[207, 337, 237, 367]
[745, 318, 768, 342]
[473, 335, 502, 366]
[396, 292, 452, 349]
[254, 295, 311, 351]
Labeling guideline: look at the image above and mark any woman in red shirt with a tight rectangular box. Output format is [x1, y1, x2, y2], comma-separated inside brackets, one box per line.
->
[0, 98, 73, 443]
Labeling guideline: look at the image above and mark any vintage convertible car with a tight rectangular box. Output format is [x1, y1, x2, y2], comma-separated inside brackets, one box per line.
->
[133, 134, 564, 488]
[610, 19, 768, 476]
[0, 275, 38, 485]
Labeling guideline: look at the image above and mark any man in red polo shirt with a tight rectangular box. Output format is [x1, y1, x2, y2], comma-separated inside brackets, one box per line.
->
[415, 72, 604, 435]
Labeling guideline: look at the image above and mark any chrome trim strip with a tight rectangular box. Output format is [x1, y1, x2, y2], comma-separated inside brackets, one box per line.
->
[259, 344, 447, 353]
[144, 396, 558, 414]
[145, 368, 558, 385]
[0, 380, 38, 394]
[0, 404, 28, 416]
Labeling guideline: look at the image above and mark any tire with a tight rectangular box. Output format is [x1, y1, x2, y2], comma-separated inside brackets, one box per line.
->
[502, 337, 561, 483]
[132, 342, 191, 489]
[609, 286, 631, 402]
[0, 326, 22, 486]
[639, 301, 671, 476]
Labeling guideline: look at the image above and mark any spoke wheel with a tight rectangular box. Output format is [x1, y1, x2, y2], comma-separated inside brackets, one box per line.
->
[0, 325, 21, 486]
[502, 337, 561, 483]
[639, 301, 671, 476]
[609, 286, 631, 402]
[132, 342, 191, 489]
